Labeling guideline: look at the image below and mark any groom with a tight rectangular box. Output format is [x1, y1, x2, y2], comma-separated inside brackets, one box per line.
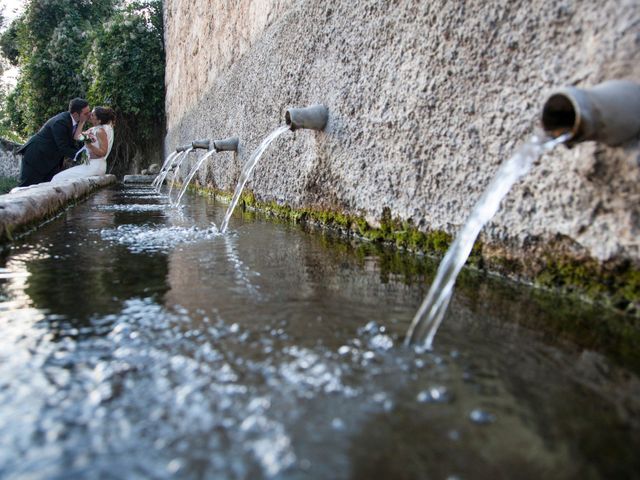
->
[17, 98, 91, 187]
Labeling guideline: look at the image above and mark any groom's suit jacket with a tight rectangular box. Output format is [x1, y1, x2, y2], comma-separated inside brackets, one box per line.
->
[17, 111, 81, 186]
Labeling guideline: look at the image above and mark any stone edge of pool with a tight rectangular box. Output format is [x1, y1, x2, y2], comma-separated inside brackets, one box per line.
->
[0, 174, 117, 243]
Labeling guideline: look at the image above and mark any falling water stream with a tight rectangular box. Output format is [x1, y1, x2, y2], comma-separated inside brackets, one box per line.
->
[154, 151, 185, 193]
[152, 151, 179, 190]
[167, 148, 193, 198]
[220, 126, 290, 233]
[174, 149, 218, 207]
[405, 133, 571, 349]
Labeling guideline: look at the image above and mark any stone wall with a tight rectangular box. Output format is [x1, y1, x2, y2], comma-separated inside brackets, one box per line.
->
[0, 138, 21, 179]
[163, 0, 640, 296]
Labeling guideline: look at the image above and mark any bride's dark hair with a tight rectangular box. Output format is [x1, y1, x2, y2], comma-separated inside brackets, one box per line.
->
[93, 106, 116, 125]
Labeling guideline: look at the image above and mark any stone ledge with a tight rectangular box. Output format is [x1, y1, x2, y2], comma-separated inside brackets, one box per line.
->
[0, 175, 117, 243]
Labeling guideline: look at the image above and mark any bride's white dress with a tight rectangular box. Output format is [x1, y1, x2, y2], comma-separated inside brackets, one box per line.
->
[52, 124, 114, 182]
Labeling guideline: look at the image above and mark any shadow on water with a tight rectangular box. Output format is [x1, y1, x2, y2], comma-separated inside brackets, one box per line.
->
[0, 184, 639, 479]
[2, 190, 171, 338]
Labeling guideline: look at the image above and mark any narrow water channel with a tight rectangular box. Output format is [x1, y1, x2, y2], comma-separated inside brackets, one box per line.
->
[0, 185, 638, 479]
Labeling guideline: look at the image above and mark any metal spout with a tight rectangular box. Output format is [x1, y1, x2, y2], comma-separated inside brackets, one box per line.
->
[213, 137, 239, 152]
[192, 139, 211, 150]
[542, 80, 640, 146]
[285, 104, 328, 131]
[176, 144, 192, 152]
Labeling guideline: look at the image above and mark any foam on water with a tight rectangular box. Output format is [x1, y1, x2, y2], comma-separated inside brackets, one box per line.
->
[100, 224, 220, 253]
[0, 291, 420, 478]
[117, 191, 165, 200]
[95, 204, 171, 212]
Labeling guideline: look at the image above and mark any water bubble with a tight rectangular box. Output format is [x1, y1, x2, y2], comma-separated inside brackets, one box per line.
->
[248, 397, 271, 413]
[447, 429, 461, 441]
[331, 418, 345, 430]
[361, 321, 379, 335]
[417, 386, 451, 403]
[469, 409, 496, 424]
[338, 345, 351, 356]
[373, 392, 388, 403]
[369, 334, 394, 351]
[167, 459, 182, 474]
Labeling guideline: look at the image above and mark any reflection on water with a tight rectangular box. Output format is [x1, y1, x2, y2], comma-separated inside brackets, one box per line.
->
[0, 185, 639, 479]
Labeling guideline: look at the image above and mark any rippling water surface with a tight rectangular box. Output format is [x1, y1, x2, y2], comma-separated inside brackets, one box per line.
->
[1, 185, 639, 479]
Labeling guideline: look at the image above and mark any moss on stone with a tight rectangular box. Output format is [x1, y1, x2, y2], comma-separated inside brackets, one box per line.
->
[534, 256, 640, 313]
[185, 183, 640, 315]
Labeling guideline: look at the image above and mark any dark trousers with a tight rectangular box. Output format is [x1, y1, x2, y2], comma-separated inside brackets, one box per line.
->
[19, 160, 61, 187]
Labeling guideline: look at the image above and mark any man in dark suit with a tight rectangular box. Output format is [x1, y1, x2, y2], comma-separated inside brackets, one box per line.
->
[17, 98, 91, 187]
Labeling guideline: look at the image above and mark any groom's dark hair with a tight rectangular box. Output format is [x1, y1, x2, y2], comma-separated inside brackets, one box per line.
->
[68, 98, 89, 114]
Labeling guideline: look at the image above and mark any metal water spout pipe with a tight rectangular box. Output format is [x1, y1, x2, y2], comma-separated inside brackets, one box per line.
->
[285, 104, 328, 131]
[192, 139, 211, 150]
[541, 79, 640, 146]
[176, 144, 192, 152]
[213, 137, 239, 152]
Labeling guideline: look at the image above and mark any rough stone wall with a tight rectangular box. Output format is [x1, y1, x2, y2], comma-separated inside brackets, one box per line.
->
[164, 0, 640, 268]
[0, 138, 21, 179]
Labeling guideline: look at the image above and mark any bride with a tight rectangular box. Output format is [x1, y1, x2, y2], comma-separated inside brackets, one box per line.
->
[52, 106, 115, 182]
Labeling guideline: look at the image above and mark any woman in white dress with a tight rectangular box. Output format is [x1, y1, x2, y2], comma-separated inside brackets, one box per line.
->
[52, 106, 115, 182]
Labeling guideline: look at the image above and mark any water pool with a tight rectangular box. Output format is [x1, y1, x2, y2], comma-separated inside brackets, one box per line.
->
[0, 185, 638, 479]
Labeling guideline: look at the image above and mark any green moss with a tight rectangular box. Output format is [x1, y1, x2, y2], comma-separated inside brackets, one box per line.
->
[533, 255, 640, 312]
[241, 190, 257, 208]
[620, 270, 640, 307]
[186, 183, 640, 315]
[488, 254, 522, 275]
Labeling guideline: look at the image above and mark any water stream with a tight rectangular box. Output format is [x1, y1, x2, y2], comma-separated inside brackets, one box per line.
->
[152, 151, 179, 190]
[1, 184, 638, 479]
[154, 151, 185, 193]
[174, 149, 217, 207]
[168, 147, 193, 200]
[405, 133, 571, 349]
[220, 126, 290, 233]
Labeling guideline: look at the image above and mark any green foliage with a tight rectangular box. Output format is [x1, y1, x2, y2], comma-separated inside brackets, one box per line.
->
[0, 11, 19, 71]
[0, 0, 164, 171]
[86, 0, 165, 138]
[0, 176, 19, 194]
[1, 82, 28, 141]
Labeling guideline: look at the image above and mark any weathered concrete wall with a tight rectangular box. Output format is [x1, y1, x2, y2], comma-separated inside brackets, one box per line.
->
[163, 0, 640, 295]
